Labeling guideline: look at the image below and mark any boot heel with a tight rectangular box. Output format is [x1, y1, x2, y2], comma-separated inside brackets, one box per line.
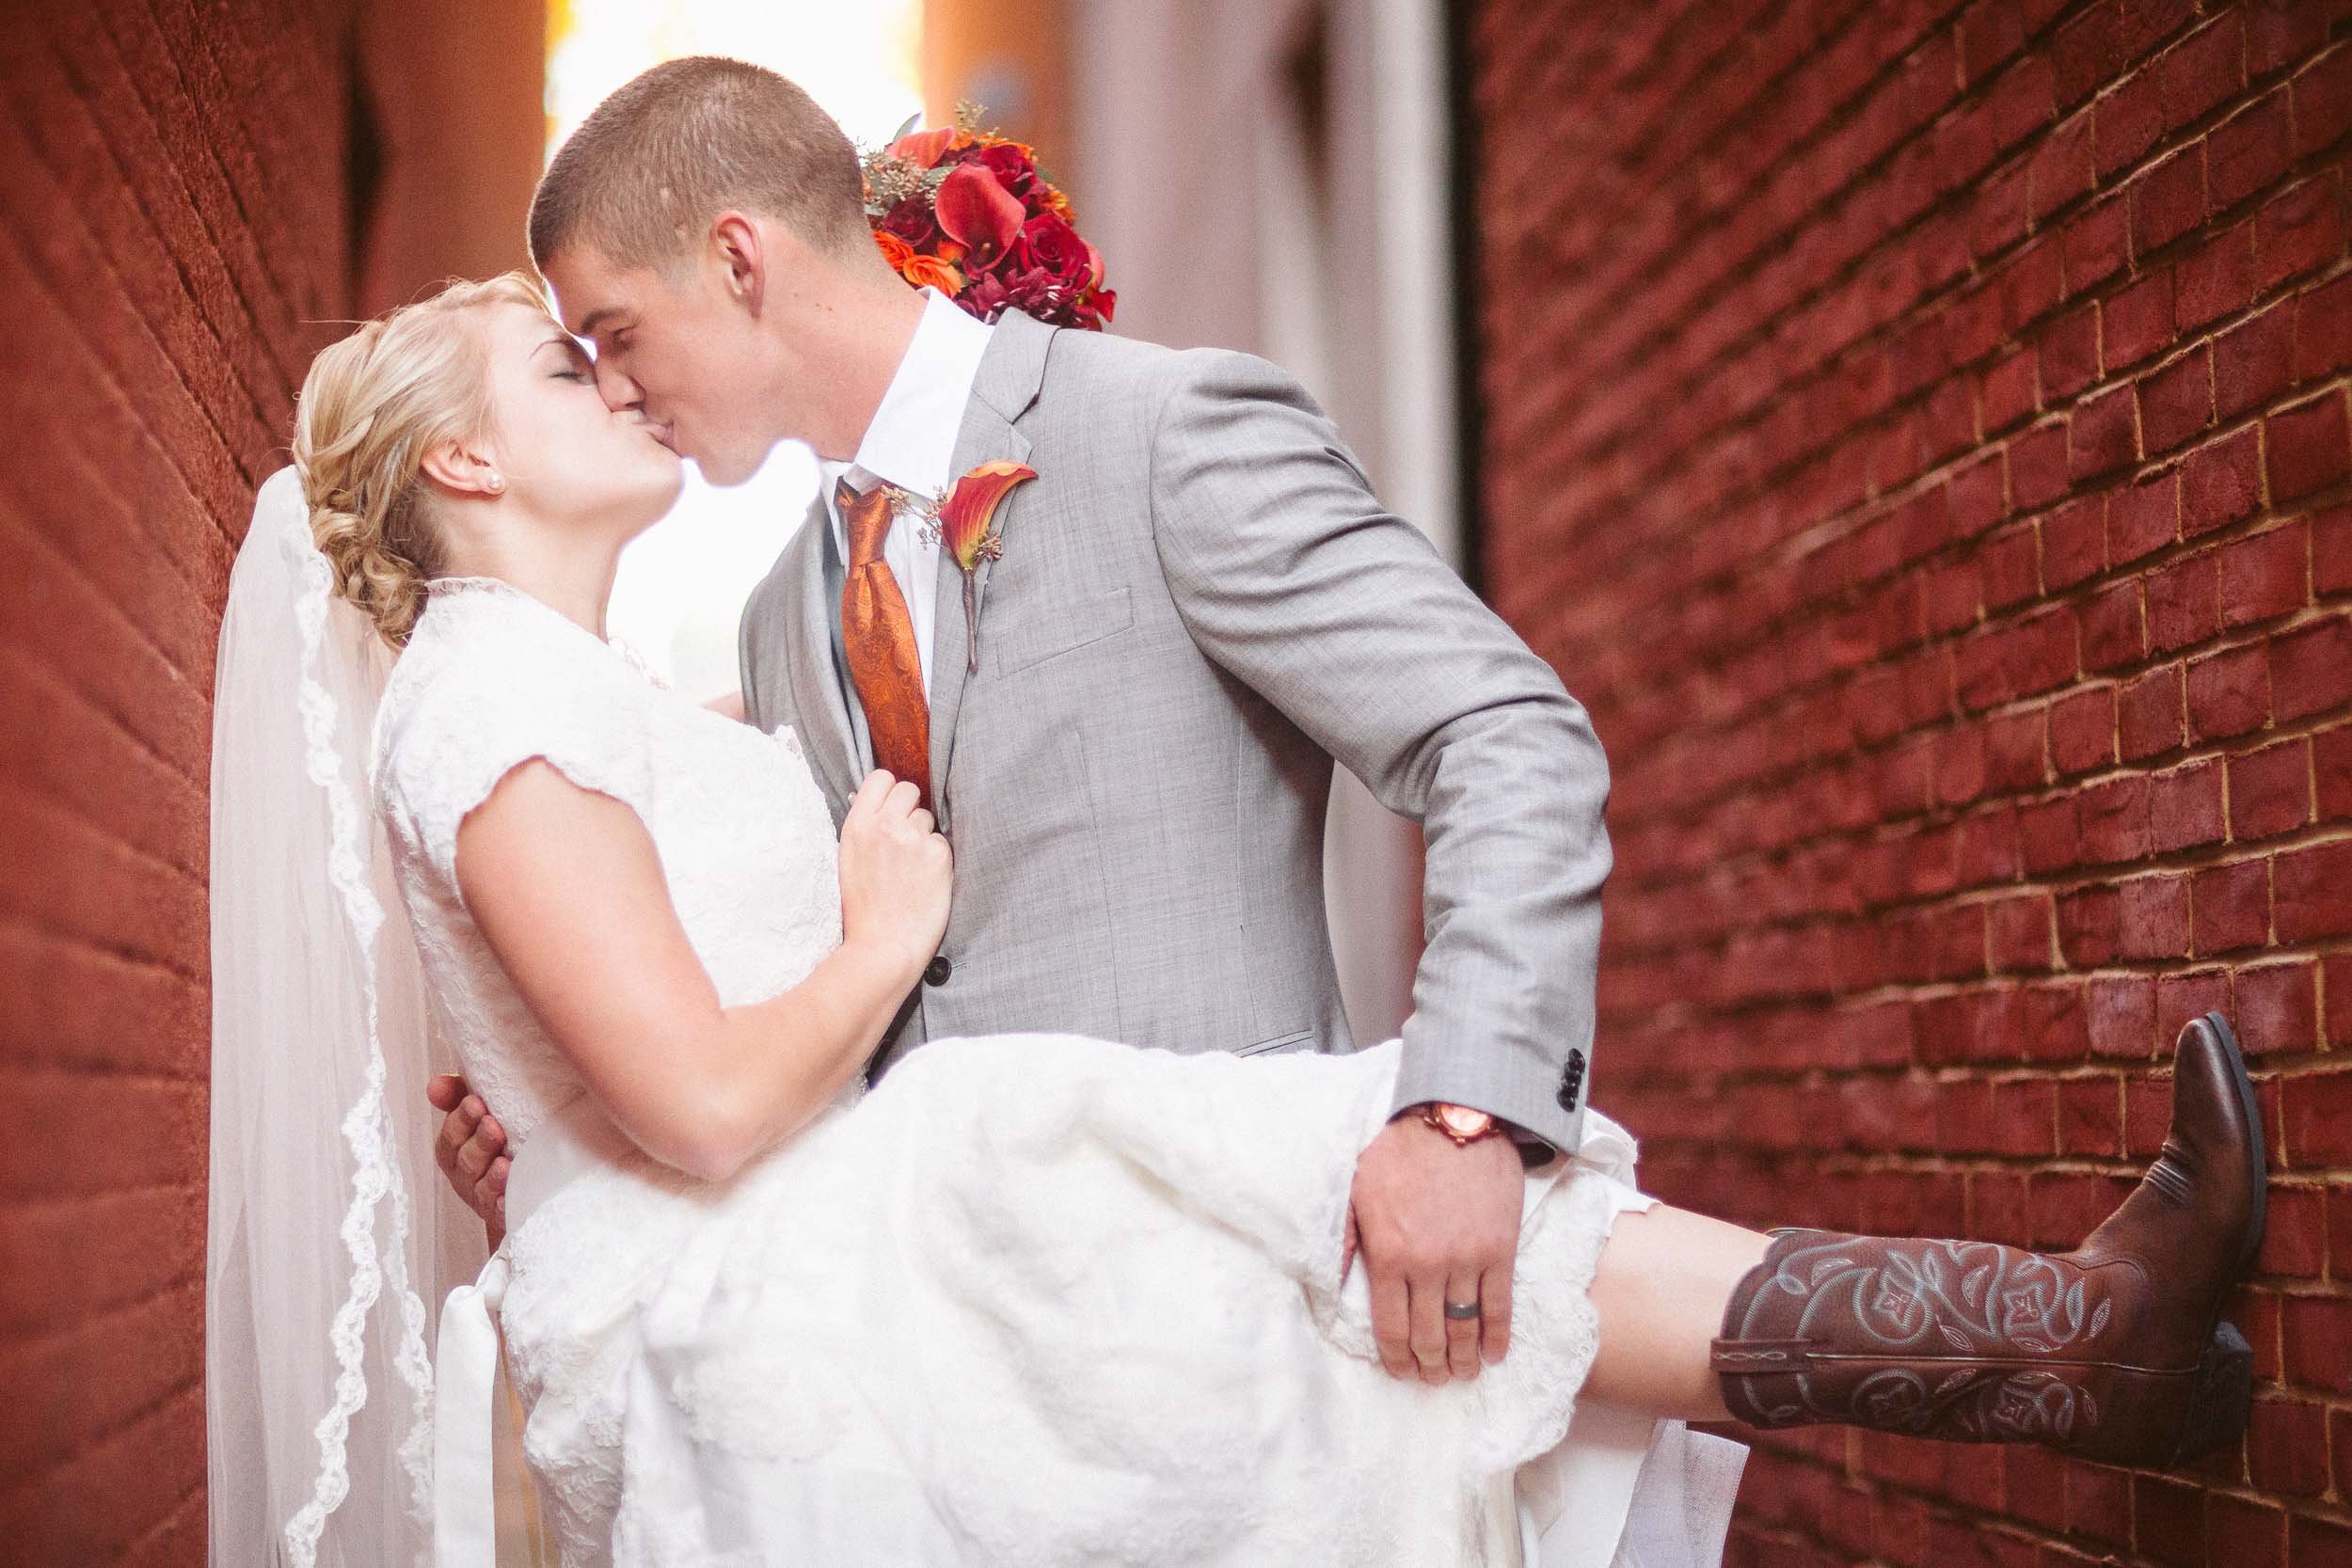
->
[2169, 1322, 2253, 1465]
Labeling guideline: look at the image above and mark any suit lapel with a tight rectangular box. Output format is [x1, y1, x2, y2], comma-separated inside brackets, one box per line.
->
[781, 491, 862, 811]
[926, 311, 1055, 832]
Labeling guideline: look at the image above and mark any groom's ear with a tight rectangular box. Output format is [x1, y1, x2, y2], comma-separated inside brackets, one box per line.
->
[709, 212, 765, 316]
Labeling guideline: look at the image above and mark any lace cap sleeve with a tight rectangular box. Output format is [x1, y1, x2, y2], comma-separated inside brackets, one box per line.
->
[376, 635, 657, 892]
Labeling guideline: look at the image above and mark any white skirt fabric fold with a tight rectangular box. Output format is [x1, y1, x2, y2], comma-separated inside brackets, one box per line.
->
[433, 1037, 1746, 1567]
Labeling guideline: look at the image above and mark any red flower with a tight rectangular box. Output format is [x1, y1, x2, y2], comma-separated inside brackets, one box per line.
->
[878, 194, 937, 246]
[936, 460, 1038, 673]
[862, 114, 1111, 333]
[937, 461, 1034, 571]
[1019, 213, 1097, 291]
[886, 126, 956, 168]
[935, 163, 1025, 270]
[969, 142, 1039, 200]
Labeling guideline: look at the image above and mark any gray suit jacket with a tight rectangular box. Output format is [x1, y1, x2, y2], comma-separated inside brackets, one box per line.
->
[739, 310, 1613, 1150]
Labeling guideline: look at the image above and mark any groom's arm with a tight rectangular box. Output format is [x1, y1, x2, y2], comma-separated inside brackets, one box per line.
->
[1146, 348, 1612, 1155]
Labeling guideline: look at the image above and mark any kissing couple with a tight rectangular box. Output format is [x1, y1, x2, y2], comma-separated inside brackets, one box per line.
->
[205, 56, 2268, 1568]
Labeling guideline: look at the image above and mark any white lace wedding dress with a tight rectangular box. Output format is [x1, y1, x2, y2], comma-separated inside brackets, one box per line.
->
[374, 577, 1745, 1568]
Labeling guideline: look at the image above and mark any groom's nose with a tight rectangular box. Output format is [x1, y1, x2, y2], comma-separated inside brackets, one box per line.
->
[593, 356, 642, 413]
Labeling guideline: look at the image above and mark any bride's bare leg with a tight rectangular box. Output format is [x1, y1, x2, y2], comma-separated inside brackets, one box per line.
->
[1579, 1204, 1768, 1422]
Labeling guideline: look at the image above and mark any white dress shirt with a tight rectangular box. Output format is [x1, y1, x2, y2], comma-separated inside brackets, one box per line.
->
[820, 285, 996, 699]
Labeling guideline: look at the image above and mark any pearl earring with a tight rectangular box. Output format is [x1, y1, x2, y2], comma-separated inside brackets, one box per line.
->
[486, 473, 503, 493]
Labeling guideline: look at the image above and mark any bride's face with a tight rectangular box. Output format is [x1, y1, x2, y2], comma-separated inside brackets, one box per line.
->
[480, 303, 683, 534]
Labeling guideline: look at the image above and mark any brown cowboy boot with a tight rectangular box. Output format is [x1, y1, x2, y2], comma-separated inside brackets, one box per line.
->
[1711, 1010, 2265, 1467]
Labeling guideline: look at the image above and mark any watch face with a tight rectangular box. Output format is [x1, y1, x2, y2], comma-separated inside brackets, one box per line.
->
[1434, 1103, 1493, 1139]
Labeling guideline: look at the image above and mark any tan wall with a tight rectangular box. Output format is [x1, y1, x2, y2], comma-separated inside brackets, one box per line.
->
[923, 0, 1073, 189]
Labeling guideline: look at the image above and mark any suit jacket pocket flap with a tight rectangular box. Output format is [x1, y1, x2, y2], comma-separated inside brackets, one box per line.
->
[1234, 1029, 1314, 1058]
[992, 587, 1133, 678]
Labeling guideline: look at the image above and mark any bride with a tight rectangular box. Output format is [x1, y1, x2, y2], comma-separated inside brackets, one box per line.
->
[206, 272, 2265, 1568]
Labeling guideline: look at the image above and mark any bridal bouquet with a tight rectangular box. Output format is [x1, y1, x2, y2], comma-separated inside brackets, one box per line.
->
[862, 104, 1117, 331]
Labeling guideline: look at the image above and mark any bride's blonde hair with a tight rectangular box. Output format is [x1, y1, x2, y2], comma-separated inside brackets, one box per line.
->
[291, 271, 554, 647]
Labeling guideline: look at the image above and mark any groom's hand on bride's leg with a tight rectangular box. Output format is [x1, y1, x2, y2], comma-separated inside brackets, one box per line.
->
[429, 1073, 511, 1243]
[1347, 1116, 1524, 1385]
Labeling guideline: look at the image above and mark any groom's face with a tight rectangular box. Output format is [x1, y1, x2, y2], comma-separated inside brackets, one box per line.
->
[545, 245, 781, 487]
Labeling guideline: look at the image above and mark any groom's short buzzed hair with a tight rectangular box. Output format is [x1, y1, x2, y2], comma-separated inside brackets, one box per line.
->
[529, 56, 870, 275]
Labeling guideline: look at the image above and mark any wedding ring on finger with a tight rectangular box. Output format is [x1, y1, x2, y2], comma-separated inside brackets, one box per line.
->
[1442, 1299, 1482, 1320]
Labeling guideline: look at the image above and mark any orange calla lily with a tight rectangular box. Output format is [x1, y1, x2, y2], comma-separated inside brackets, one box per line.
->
[936, 460, 1037, 672]
[935, 163, 1025, 268]
[886, 126, 955, 168]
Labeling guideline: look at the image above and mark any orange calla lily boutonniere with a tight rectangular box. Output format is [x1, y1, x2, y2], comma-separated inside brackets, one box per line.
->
[884, 460, 1038, 673]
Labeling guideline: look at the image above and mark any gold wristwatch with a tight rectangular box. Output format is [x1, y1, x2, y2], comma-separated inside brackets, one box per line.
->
[1414, 1101, 1554, 1168]
[1418, 1101, 1503, 1147]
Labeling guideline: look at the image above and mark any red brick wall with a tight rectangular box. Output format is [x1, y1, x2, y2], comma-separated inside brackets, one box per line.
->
[1468, 2, 2352, 1562]
[0, 4, 544, 1558]
[0, 3, 359, 1560]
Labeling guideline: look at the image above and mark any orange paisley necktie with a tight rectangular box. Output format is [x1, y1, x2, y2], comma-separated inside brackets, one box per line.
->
[836, 476, 932, 809]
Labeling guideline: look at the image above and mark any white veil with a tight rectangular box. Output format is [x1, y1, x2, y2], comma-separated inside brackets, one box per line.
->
[206, 467, 485, 1565]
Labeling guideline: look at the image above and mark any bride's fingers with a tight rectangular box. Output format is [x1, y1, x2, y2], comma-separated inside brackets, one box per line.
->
[883, 777, 921, 818]
[850, 770, 898, 816]
[1442, 1272, 1483, 1380]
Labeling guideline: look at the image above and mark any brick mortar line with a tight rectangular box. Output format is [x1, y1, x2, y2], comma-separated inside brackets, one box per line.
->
[160, 0, 352, 347]
[1599, 822, 2352, 950]
[0, 209, 242, 556]
[1, 61, 267, 516]
[0, 1272, 201, 1361]
[1488, 113, 2352, 627]
[0, 921, 208, 994]
[1526, 300, 2352, 707]
[103, 0, 318, 393]
[119, 0, 334, 401]
[0, 413, 233, 729]
[0, 1371, 203, 1511]
[0, 641, 208, 816]
[1524, 265, 2352, 686]
[47, 13, 294, 445]
[0, 898, 207, 992]
[0, 1179, 199, 1216]
[1599, 634, 2352, 856]
[1482, 6, 2328, 499]
[1603, 749, 2341, 892]
[1486, 0, 2026, 413]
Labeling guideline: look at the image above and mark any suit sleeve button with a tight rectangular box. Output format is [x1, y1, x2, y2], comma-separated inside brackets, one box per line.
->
[923, 956, 953, 987]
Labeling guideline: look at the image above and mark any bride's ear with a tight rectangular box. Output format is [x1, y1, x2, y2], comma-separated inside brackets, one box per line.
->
[421, 439, 506, 499]
[710, 212, 765, 316]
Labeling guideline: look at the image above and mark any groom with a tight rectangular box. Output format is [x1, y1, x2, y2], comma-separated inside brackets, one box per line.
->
[432, 56, 1613, 1388]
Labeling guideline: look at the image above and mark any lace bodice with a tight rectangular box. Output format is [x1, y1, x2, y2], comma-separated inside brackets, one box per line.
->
[372, 578, 847, 1148]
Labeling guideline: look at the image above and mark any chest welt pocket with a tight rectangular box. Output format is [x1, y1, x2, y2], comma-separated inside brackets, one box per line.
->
[991, 587, 1133, 678]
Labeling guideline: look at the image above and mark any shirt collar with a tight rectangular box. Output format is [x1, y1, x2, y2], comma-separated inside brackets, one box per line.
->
[840, 286, 994, 500]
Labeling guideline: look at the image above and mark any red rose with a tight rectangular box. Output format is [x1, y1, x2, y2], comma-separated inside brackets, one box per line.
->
[969, 142, 1039, 200]
[1019, 213, 1097, 291]
[879, 195, 936, 246]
